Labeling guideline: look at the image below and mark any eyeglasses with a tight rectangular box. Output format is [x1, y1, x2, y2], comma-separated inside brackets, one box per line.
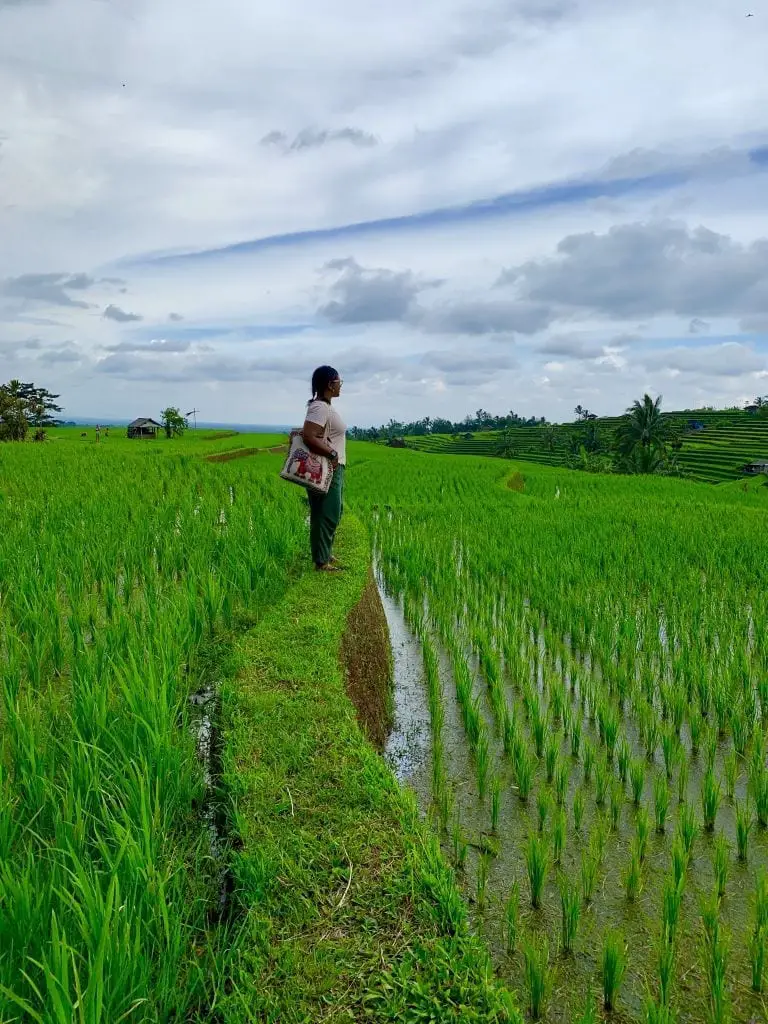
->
[334, 379, 343, 385]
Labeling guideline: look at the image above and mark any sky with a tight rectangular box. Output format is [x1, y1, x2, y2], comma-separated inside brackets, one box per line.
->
[1, 0, 768, 427]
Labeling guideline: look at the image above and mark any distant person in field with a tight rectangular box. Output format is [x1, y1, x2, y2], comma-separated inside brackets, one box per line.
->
[302, 366, 346, 572]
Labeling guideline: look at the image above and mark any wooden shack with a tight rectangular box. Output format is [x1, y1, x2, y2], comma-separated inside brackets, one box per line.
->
[743, 460, 768, 475]
[127, 417, 162, 439]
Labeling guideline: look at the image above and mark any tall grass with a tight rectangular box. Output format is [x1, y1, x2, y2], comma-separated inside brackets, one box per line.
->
[602, 930, 626, 1011]
[526, 834, 550, 909]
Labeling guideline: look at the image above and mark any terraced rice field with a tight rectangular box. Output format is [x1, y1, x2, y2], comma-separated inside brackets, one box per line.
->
[406, 412, 768, 483]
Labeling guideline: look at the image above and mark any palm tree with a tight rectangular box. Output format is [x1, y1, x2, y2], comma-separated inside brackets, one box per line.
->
[616, 394, 669, 456]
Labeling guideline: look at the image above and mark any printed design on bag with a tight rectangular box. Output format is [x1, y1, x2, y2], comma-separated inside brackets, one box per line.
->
[288, 445, 324, 485]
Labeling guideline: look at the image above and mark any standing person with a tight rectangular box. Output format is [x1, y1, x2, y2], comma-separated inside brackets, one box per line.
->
[302, 366, 346, 572]
[95, 424, 101, 443]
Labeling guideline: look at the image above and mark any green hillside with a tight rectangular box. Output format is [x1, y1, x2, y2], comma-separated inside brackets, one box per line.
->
[406, 410, 768, 483]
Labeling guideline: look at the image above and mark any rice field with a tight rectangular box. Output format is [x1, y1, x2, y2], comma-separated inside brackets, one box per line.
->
[0, 441, 305, 1021]
[349, 447, 768, 1023]
[406, 410, 768, 484]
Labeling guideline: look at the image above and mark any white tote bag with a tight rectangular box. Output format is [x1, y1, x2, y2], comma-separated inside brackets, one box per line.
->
[280, 429, 334, 495]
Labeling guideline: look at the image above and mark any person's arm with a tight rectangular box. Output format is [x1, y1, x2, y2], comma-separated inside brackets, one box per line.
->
[302, 419, 339, 464]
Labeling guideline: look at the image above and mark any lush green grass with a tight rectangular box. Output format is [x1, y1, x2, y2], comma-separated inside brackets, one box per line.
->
[404, 410, 768, 483]
[46, 424, 289, 454]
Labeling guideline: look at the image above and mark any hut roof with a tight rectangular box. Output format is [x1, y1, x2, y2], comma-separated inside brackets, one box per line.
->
[128, 417, 162, 428]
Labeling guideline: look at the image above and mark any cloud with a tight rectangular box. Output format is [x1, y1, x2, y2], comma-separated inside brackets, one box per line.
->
[0, 272, 95, 307]
[638, 341, 766, 378]
[105, 337, 191, 353]
[103, 303, 143, 322]
[37, 342, 83, 364]
[260, 126, 379, 152]
[498, 221, 768, 321]
[417, 299, 550, 336]
[318, 257, 438, 324]
[689, 318, 710, 334]
[168, 312, 184, 321]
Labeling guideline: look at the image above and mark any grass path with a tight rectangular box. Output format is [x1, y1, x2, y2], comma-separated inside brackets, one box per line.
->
[213, 513, 520, 1023]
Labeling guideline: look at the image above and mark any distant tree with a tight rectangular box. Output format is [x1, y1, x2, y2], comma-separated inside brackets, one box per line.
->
[161, 406, 188, 438]
[0, 379, 63, 441]
[616, 394, 670, 457]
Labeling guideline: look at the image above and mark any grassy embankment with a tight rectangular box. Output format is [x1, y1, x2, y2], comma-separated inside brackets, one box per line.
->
[215, 509, 521, 1022]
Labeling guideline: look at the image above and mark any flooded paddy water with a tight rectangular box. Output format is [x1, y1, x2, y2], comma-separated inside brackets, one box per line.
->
[377, 577, 768, 1023]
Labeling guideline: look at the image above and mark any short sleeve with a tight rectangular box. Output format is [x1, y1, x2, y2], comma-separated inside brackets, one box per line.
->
[304, 401, 329, 428]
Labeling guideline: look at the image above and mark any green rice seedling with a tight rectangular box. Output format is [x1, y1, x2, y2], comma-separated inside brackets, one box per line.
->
[598, 702, 620, 762]
[573, 787, 586, 831]
[661, 727, 679, 781]
[602, 930, 627, 1011]
[570, 714, 582, 759]
[755, 869, 768, 932]
[690, 709, 703, 756]
[701, 768, 721, 832]
[677, 801, 697, 859]
[654, 772, 670, 833]
[704, 726, 718, 774]
[610, 779, 623, 831]
[523, 935, 551, 1020]
[645, 717, 660, 762]
[475, 728, 490, 800]
[554, 759, 569, 806]
[595, 754, 609, 807]
[731, 706, 749, 758]
[645, 997, 675, 1024]
[505, 879, 520, 954]
[671, 837, 687, 888]
[704, 924, 729, 1024]
[750, 764, 768, 827]
[657, 936, 675, 1007]
[531, 703, 548, 758]
[584, 739, 595, 784]
[677, 757, 688, 804]
[490, 775, 501, 833]
[581, 843, 599, 904]
[723, 750, 738, 801]
[545, 734, 559, 784]
[752, 924, 766, 993]
[552, 807, 566, 866]
[711, 832, 729, 898]
[631, 759, 646, 806]
[451, 818, 468, 871]
[636, 806, 651, 863]
[515, 744, 534, 803]
[537, 788, 551, 833]
[624, 845, 643, 902]
[526, 833, 549, 909]
[559, 873, 581, 954]
[736, 799, 752, 862]
[617, 736, 630, 785]
[662, 877, 684, 944]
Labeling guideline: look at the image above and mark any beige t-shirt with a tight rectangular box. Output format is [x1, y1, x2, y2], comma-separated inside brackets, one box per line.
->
[304, 399, 347, 465]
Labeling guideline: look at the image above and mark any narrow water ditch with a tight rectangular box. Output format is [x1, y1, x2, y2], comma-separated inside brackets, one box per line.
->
[187, 683, 235, 918]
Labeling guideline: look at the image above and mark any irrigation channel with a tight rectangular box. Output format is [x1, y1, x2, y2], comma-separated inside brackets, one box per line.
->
[376, 572, 768, 1023]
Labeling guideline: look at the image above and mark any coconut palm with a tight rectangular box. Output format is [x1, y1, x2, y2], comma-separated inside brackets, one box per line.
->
[617, 394, 669, 456]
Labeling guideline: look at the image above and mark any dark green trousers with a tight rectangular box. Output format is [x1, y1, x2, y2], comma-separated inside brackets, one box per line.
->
[308, 464, 344, 566]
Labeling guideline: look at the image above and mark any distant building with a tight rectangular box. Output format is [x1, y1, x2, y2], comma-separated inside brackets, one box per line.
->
[127, 417, 162, 439]
[387, 437, 407, 448]
[743, 461, 768, 475]
[687, 420, 706, 431]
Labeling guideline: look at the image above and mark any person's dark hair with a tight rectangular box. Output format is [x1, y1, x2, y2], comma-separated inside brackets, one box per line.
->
[310, 365, 339, 400]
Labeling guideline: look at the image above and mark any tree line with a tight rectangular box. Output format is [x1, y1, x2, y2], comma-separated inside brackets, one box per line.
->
[0, 380, 63, 441]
